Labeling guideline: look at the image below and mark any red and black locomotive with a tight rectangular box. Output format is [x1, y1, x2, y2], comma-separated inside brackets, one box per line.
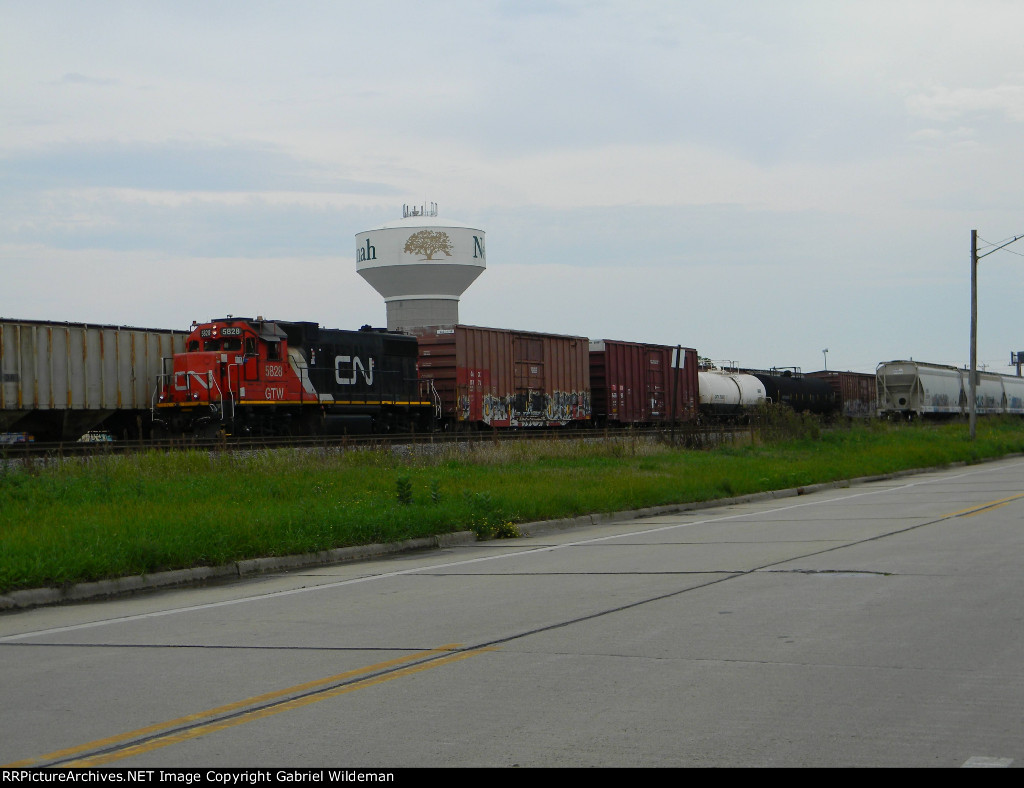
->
[154, 317, 438, 437]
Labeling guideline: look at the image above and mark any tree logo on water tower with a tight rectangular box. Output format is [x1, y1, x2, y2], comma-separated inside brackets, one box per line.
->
[404, 230, 454, 261]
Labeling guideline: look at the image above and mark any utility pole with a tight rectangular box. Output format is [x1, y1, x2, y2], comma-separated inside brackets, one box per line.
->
[970, 230, 978, 440]
[970, 229, 1024, 440]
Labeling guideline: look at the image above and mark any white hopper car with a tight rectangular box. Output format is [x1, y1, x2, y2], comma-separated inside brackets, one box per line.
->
[876, 360, 1024, 418]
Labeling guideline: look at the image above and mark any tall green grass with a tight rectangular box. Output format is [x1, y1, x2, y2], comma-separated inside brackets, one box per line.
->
[2, 419, 1023, 593]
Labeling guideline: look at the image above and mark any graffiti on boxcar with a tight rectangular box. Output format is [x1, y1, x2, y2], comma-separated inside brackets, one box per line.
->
[547, 390, 591, 422]
[457, 390, 591, 426]
[482, 393, 511, 424]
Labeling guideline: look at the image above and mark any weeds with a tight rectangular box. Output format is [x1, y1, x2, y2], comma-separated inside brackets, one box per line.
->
[753, 402, 822, 442]
[3, 419, 1024, 592]
[395, 475, 413, 506]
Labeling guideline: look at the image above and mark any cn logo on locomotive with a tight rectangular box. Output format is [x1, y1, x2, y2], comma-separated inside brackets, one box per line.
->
[335, 356, 375, 386]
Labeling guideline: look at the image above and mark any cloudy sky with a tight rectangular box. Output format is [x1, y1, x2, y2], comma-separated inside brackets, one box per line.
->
[3, 0, 1024, 375]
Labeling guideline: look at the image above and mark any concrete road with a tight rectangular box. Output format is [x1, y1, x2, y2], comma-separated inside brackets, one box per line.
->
[2, 458, 1023, 768]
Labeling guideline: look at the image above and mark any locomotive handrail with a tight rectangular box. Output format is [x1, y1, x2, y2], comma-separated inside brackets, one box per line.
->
[225, 363, 238, 421]
[151, 375, 167, 417]
[152, 357, 177, 416]
[202, 370, 225, 419]
[173, 369, 227, 418]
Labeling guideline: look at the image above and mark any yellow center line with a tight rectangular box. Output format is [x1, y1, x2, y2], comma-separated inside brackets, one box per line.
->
[4, 643, 465, 768]
[65, 647, 497, 767]
[946, 492, 1024, 519]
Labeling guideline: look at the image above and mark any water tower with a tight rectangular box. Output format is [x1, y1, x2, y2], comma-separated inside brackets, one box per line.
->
[356, 203, 486, 331]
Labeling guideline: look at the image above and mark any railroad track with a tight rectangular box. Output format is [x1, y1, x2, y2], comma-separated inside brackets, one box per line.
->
[0, 424, 756, 460]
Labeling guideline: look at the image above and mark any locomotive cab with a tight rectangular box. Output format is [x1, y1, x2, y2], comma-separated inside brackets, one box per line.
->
[155, 318, 307, 436]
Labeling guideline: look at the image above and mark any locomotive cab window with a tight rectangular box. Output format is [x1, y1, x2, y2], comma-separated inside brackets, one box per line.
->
[267, 342, 282, 361]
[245, 337, 257, 356]
[222, 338, 242, 352]
[188, 340, 200, 352]
[204, 339, 221, 351]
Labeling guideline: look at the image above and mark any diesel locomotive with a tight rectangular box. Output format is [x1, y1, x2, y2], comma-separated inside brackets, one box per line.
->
[153, 317, 438, 437]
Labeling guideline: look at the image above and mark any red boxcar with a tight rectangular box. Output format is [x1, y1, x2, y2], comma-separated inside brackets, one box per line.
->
[589, 340, 699, 426]
[413, 325, 591, 428]
[807, 370, 877, 418]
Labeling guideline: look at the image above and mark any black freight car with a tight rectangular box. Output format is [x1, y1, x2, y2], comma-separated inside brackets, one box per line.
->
[751, 370, 839, 416]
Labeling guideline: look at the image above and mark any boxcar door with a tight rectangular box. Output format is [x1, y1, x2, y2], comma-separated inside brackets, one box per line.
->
[513, 335, 545, 422]
[645, 348, 666, 421]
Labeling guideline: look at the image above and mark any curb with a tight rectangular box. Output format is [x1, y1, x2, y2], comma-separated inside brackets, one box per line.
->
[514, 469, 927, 536]
[0, 461, 982, 612]
[0, 532, 477, 612]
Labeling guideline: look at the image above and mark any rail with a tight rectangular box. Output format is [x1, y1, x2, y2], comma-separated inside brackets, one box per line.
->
[0, 424, 759, 460]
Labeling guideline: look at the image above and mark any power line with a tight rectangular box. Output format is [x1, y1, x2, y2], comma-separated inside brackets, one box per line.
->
[978, 236, 1024, 257]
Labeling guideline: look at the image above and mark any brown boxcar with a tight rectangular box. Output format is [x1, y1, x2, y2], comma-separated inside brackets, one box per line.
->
[807, 370, 877, 418]
[589, 340, 699, 426]
[412, 325, 590, 427]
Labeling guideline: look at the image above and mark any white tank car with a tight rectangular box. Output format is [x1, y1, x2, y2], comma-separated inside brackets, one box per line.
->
[698, 371, 766, 418]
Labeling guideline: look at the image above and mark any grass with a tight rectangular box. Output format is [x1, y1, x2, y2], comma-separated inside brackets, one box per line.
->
[2, 418, 1024, 594]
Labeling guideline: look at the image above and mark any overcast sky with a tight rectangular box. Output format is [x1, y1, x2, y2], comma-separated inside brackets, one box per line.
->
[3, 0, 1024, 374]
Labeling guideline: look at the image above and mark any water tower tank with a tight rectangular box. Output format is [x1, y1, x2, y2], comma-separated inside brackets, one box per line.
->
[356, 203, 486, 331]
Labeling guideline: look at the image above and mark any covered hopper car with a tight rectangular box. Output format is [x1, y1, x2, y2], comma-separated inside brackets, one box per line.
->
[876, 360, 1024, 419]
